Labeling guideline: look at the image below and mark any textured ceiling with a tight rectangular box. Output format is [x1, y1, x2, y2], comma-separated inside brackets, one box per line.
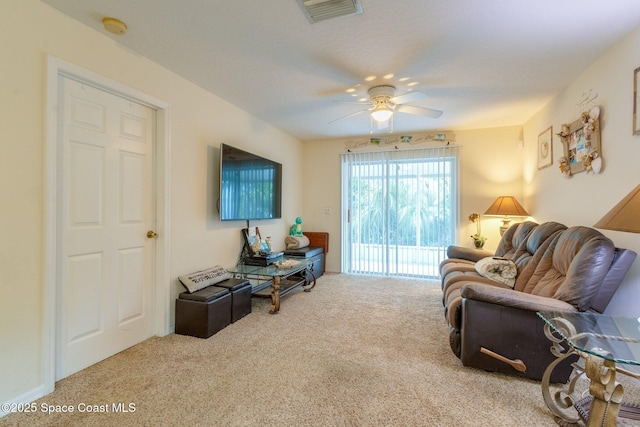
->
[41, 0, 640, 141]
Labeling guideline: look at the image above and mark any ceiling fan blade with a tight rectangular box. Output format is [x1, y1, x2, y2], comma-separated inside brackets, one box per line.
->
[396, 104, 443, 118]
[390, 90, 427, 105]
[332, 100, 370, 105]
[328, 108, 369, 124]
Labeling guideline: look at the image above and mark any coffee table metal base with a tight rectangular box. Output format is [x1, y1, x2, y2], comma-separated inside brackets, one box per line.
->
[241, 266, 316, 314]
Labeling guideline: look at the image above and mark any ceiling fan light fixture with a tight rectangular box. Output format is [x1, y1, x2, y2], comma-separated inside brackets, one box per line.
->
[329, 84, 442, 127]
[371, 106, 393, 122]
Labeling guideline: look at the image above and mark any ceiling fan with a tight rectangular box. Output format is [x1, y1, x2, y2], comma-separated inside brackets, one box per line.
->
[329, 85, 443, 126]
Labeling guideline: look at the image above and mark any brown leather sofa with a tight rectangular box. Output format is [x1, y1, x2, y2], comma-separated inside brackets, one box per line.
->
[440, 222, 637, 381]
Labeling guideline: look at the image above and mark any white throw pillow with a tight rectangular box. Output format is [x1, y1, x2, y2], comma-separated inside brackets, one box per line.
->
[178, 265, 231, 293]
[475, 257, 517, 288]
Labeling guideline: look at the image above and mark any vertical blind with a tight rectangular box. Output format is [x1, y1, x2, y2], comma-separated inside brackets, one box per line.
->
[340, 146, 459, 278]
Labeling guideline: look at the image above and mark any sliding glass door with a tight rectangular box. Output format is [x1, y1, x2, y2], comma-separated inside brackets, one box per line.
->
[341, 147, 459, 278]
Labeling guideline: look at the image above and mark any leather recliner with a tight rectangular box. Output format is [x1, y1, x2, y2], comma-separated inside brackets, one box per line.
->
[440, 223, 637, 382]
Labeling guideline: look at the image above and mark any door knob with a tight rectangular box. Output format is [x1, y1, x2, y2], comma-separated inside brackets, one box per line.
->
[146, 230, 158, 239]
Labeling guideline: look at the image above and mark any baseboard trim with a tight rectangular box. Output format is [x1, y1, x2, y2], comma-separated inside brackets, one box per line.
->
[0, 384, 47, 419]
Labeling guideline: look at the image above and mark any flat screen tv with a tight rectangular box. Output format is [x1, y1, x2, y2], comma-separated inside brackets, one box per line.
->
[219, 143, 282, 221]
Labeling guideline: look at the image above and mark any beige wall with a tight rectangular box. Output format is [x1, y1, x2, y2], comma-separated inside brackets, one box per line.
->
[302, 126, 525, 271]
[523, 25, 640, 317]
[4, 0, 640, 411]
[456, 127, 526, 251]
[0, 1, 302, 404]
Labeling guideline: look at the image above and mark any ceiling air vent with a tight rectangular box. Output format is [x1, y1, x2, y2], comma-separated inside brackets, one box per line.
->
[297, 0, 363, 23]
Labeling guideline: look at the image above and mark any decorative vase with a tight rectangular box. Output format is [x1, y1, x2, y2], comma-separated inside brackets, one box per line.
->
[473, 236, 486, 249]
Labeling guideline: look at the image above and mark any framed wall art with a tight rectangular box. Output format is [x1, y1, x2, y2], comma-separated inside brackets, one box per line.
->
[557, 107, 601, 176]
[537, 126, 553, 169]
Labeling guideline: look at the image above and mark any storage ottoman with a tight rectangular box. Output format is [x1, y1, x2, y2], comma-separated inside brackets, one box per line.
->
[175, 285, 231, 338]
[213, 278, 252, 323]
[283, 246, 325, 279]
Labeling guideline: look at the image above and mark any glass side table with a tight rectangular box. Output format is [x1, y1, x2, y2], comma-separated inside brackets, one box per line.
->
[537, 311, 640, 426]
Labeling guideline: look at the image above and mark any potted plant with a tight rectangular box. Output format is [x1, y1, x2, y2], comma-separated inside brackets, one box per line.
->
[468, 213, 487, 249]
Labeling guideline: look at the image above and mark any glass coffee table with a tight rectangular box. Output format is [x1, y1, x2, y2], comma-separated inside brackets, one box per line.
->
[537, 310, 640, 426]
[227, 258, 316, 314]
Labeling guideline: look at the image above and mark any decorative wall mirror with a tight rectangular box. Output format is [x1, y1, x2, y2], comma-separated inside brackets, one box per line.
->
[557, 107, 601, 176]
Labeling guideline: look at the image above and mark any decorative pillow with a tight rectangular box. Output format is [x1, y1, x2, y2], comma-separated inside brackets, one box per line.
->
[475, 257, 517, 288]
[178, 265, 231, 293]
[285, 235, 310, 249]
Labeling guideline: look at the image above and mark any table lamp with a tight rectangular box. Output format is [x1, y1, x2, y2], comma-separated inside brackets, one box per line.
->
[484, 196, 530, 235]
[594, 184, 640, 233]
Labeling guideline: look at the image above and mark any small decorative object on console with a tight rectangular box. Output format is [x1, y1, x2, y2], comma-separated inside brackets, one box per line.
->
[285, 234, 310, 249]
[274, 259, 300, 269]
[243, 251, 284, 266]
[243, 226, 262, 256]
[290, 216, 303, 236]
[283, 232, 328, 279]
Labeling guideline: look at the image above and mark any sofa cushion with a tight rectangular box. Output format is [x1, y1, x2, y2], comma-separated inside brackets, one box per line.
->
[494, 221, 538, 259]
[552, 228, 615, 310]
[512, 222, 567, 291]
[178, 285, 230, 302]
[524, 226, 615, 311]
[511, 222, 566, 269]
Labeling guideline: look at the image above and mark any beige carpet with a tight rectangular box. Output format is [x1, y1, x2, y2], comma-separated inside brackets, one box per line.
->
[2, 273, 562, 426]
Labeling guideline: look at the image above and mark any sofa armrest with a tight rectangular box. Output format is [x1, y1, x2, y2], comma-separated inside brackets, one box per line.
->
[461, 283, 576, 313]
[446, 245, 493, 262]
[443, 274, 511, 302]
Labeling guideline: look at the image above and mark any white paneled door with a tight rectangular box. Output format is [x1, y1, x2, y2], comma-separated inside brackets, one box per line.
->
[57, 77, 156, 380]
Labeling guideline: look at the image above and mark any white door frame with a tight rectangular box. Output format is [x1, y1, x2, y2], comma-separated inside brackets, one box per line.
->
[43, 55, 172, 394]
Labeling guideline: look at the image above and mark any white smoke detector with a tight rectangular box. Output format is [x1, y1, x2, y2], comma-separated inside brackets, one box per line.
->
[102, 17, 127, 35]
